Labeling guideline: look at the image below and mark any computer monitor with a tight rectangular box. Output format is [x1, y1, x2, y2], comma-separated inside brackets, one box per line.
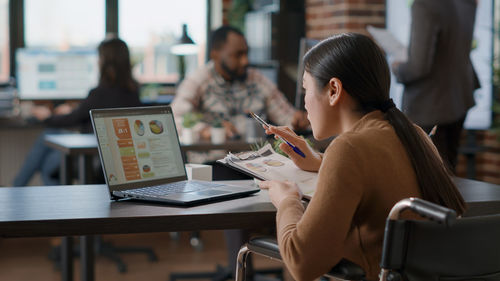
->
[16, 48, 99, 100]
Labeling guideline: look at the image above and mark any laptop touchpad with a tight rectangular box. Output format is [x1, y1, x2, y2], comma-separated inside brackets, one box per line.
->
[193, 189, 230, 196]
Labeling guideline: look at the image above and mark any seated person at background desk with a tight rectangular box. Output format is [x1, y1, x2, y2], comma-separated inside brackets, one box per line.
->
[171, 25, 308, 142]
[258, 33, 466, 281]
[13, 36, 142, 186]
[171, 25, 309, 278]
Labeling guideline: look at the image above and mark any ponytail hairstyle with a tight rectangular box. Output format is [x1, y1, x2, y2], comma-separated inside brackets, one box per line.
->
[98, 36, 138, 93]
[303, 33, 466, 215]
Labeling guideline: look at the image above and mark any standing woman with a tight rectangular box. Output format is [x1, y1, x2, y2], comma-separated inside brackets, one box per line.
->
[260, 33, 466, 281]
[13, 37, 142, 186]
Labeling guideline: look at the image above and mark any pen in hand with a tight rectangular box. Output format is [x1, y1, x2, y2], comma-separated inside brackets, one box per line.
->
[429, 125, 438, 137]
[249, 112, 306, 158]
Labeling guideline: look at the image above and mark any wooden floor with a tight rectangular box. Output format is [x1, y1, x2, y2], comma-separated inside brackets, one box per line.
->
[0, 231, 282, 281]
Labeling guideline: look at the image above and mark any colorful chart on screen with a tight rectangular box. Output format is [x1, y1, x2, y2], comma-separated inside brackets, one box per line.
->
[149, 120, 164, 134]
[134, 120, 145, 136]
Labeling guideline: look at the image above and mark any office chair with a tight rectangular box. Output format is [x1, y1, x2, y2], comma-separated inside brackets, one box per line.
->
[236, 197, 500, 281]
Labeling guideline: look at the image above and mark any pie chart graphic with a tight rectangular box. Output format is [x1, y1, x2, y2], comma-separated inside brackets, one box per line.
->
[263, 159, 284, 167]
[134, 120, 145, 136]
[149, 120, 164, 134]
[245, 163, 267, 173]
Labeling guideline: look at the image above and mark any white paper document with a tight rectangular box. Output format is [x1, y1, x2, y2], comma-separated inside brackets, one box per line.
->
[217, 144, 318, 199]
[367, 25, 408, 62]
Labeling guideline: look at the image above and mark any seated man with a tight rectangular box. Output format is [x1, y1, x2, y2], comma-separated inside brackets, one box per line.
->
[171, 25, 308, 143]
[171, 25, 308, 278]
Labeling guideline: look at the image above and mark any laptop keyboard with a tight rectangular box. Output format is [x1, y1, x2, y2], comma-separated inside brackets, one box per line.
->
[124, 181, 224, 197]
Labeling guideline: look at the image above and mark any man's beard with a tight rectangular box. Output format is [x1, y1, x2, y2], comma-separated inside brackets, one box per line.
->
[221, 60, 248, 82]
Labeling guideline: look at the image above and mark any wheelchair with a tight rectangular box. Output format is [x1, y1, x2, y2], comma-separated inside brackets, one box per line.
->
[236, 197, 500, 281]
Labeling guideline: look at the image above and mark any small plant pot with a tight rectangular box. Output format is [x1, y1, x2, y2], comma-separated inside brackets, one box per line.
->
[210, 127, 226, 144]
[182, 128, 198, 145]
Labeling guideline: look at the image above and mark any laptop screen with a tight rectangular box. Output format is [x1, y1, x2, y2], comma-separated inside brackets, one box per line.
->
[91, 106, 187, 190]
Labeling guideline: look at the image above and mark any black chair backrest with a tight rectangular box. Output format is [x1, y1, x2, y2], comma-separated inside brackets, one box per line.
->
[383, 214, 500, 281]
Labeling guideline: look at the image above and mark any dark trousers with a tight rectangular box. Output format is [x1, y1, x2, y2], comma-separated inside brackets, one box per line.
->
[422, 116, 466, 172]
[13, 129, 63, 186]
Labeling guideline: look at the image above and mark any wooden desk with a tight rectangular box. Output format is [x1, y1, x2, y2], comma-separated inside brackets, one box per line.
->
[1, 179, 497, 237]
[0, 180, 273, 281]
[0, 182, 274, 237]
[454, 177, 500, 216]
[44, 134, 98, 185]
[1, 178, 500, 281]
[44, 134, 98, 155]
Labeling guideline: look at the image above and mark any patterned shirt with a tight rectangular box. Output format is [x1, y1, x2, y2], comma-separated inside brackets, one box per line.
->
[171, 61, 297, 135]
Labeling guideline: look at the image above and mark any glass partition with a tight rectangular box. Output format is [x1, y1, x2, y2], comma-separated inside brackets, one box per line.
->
[119, 0, 207, 83]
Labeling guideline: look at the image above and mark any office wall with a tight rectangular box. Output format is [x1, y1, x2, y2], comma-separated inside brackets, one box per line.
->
[305, 0, 385, 39]
[456, 131, 500, 184]
[222, 0, 386, 36]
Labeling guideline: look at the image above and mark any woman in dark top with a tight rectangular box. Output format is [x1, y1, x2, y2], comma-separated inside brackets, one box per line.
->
[13, 37, 142, 186]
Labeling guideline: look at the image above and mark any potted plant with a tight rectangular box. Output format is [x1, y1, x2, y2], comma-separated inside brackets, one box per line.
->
[181, 112, 202, 144]
[210, 115, 226, 144]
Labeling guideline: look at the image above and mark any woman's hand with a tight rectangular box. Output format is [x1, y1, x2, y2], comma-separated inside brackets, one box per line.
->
[259, 180, 302, 208]
[31, 106, 52, 121]
[53, 103, 73, 115]
[265, 125, 322, 172]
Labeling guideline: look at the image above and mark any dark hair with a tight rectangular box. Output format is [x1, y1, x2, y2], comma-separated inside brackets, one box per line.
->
[98, 36, 138, 92]
[209, 26, 244, 53]
[303, 33, 466, 215]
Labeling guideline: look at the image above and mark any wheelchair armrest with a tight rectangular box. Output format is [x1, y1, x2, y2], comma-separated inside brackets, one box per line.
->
[326, 259, 366, 280]
[247, 237, 365, 280]
[248, 237, 282, 260]
[389, 198, 457, 226]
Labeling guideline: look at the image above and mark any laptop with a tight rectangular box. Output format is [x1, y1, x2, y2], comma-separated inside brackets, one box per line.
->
[89, 105, 259, 205]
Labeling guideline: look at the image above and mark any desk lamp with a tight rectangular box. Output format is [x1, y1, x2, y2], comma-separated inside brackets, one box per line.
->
[171, 24, 198, 81]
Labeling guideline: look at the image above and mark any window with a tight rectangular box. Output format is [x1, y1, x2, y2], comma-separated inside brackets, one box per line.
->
[119, 0, 207, 83]
[25, 0, 105, 49]
[0, 0, 8, 82]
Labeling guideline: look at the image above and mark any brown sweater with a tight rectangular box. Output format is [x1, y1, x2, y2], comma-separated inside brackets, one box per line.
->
[276, 111, 423, 281]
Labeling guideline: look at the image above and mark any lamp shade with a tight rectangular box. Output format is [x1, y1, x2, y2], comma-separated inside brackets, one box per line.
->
[171, 24, 198, 55]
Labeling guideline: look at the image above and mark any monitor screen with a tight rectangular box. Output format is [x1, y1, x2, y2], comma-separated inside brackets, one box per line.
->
[16, 48, 99, 100]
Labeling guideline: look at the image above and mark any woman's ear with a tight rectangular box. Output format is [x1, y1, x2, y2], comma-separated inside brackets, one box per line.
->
[327, 78, 343, 106]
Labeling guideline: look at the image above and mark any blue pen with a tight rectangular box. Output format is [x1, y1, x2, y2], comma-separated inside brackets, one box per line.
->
[249, 112, 306, 158]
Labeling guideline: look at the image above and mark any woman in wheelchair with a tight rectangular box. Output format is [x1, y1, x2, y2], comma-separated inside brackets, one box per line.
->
[259, 33, 466, 281]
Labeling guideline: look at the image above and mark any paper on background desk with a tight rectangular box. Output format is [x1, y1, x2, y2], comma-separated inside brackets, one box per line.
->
[367, 25, 408, 62]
